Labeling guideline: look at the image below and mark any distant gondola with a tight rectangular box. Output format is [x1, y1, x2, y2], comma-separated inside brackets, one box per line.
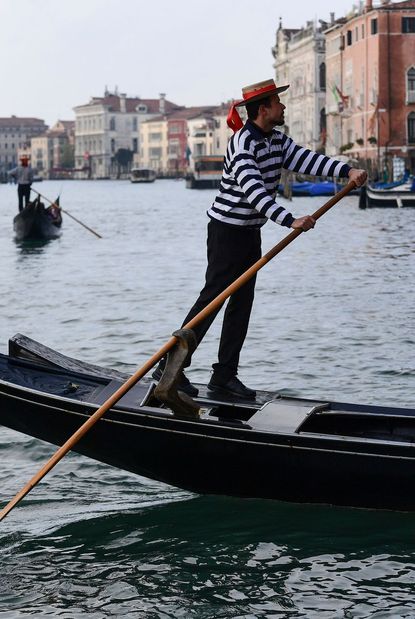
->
[1, 333, 415, 512]
[13, 196, 62, 241]
[359, 178, 415, 209]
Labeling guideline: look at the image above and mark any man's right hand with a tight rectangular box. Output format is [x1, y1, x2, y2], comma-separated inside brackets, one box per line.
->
[291, 215, 316, 231]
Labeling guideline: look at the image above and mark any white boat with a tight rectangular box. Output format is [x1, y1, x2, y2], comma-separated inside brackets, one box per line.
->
[359, 178, 415, 208]
[186, 155, 223, 189]
[130, 168, 157, 183]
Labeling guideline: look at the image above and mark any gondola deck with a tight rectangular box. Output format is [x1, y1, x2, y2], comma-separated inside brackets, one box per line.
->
[1, 334, 415, 511]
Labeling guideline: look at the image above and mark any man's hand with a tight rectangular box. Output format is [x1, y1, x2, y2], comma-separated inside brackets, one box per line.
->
[348, 168, 368, 187]
[291, 215, 316, 231]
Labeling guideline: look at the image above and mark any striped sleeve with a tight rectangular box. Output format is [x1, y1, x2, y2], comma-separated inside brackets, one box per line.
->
[280, 134, 351, 178]
[229, 134, 295, 227]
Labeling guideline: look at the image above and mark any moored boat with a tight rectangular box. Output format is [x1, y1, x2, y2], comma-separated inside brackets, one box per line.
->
[359, 179, 415, 209]
[13, 196, 62, 241]
[130, 168, 157, 183]
[186, 155, 223, 189]
[1, 333, 415, 512]
[278, 180, 360, 197]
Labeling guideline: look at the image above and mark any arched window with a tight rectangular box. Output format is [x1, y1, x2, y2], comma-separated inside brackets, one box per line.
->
[109, 117, 115, 131]
[407, 67, 415, 102]
[408, 112, 415, 143]
[319, 63, 326, 90]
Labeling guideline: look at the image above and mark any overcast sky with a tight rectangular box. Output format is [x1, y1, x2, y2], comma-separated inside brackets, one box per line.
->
[1, 0, 362, 126]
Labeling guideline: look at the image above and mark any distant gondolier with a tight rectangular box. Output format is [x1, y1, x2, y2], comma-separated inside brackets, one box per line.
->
[8, 155, 34, 212]
[153, 78, 368, 399]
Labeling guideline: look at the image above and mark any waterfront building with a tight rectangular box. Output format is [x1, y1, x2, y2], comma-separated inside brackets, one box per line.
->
[30, 120, 75, 179]
[325, 0, 415, 176]
[73, 90, 180, 179]
[139, 105, 231, 175]
[0, 116, 47, 181]
[272, 17, 330, 151]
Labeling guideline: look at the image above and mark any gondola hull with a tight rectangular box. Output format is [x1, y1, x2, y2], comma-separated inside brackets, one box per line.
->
[1, 335, 415, 511]
[359, 184, 415, 209]
[13, 201, 62, 241]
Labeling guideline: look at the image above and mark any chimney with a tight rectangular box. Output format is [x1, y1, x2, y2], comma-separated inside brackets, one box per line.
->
[365, 0, 373, 10]
[330, 12, 335, 24]
[120, 93, 127, 113]
[159, 93, 166, 114]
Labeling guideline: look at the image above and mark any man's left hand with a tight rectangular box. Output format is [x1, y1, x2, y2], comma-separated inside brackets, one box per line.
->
[348, 168, 368, 187]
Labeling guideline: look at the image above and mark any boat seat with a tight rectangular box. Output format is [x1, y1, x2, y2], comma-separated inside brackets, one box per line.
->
[248, 399, 329, 434]
[87, 379, 155, 410]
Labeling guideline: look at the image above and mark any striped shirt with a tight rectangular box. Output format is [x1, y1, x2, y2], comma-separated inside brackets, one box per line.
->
[208, 120, 351, 228]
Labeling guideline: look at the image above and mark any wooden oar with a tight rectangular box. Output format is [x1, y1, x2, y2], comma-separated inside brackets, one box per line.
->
[0, 181, 356, 523]
[31, 188, 102, 239]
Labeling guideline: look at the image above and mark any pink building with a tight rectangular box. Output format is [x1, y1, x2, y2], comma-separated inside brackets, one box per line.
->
[325, 0, 415, 177]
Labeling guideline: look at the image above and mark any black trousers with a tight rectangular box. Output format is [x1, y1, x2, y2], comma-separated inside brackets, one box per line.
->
[181, 218, 262, 381]
[18, 184, 31, 211]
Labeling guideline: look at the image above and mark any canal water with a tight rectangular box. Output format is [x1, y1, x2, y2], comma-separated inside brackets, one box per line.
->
[0, 179, 414, 617]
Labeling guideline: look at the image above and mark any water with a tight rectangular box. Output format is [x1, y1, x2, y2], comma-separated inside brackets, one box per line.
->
[0, 180, 414, 617]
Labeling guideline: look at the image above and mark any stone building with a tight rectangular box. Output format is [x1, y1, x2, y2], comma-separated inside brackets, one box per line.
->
[30, 120, 75, 179]
[272, 17, 330, 151]
[139, 105, 231, 175]
[325, 0, 415, 176]
[73, 90, 181, 179]
[0, 116, 47, 180]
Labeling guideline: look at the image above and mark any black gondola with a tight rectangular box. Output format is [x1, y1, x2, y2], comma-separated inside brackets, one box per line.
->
[13, 196, 62, 241]
[1, 334, 415, 512]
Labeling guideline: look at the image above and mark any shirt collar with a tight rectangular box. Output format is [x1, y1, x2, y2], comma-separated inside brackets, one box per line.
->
[245, 119, 274, 140]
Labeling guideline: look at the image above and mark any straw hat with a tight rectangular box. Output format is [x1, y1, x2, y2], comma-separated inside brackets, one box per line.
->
[235, 79, 289, 108]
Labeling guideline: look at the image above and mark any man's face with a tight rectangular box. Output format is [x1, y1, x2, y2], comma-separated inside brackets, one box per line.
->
[263, 95, 286, 127]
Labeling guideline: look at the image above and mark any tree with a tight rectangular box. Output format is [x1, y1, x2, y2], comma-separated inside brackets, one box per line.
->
[60, 143, 75, 169]
[113, 148, 133, 178]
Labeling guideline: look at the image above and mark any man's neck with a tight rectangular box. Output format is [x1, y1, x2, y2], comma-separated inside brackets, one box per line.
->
[248, 119, 274, 137]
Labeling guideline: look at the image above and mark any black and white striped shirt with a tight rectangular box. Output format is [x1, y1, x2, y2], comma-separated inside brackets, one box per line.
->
[208, 120, 351, 228]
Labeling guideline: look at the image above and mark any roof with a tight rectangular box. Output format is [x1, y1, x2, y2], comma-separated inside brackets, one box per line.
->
[142, 104, 228, 124]
[75, 94, 181, 114]
[0, 117, 47, 127]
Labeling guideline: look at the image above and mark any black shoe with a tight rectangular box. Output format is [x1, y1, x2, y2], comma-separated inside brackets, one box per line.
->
[207, 376, 256, 399]
[152, 364, 199, 397]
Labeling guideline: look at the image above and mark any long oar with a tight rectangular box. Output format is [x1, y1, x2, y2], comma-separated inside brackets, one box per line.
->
[31, 188, 102, 239]
[0, 181, 356, 523]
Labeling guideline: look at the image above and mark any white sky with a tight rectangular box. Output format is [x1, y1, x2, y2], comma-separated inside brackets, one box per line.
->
[0, 0, 359, 126]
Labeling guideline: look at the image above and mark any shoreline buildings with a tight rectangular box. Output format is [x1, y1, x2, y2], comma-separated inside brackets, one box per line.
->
[273, 0, 415, 177]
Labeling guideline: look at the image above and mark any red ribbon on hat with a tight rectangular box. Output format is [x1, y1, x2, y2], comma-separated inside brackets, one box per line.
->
[227, 103, 244, 132]
[226, 82, 278, 133]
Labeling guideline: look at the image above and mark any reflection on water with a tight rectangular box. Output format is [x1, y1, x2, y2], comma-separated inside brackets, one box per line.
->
[1, 180, 415, 617]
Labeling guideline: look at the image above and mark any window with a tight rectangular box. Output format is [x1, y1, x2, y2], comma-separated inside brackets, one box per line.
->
[132, 138, 138, 152]
[355, 27, 358, 42]
[347, 30, 352, 45]
[319, 62, 326, 90]
[371, 19, 378, 35]
[149, 147, 162, 157]
[402, 17, 415, 33]
[408, 68, 415, 103]
[149, 132, 162, 141]
[361, 24, 365, 38]
[408, 112, 415, 143]
[132, 117, 138, 131]
[111, 138, 115, 153]
[109, 117, 115, 131]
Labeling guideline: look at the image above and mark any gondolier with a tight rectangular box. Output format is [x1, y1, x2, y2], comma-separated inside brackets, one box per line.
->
[153, 78, 368, 399]
[8, 155, 34, 212]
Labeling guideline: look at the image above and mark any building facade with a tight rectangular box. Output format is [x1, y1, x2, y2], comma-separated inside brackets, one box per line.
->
[325, 0, 415, 176]
[272, 17, 330, 151]
[73, 90, 181, 179]
[139, 105, 231, 175]
[30, 120, 75, 178]
[0, 116, 47, 181]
